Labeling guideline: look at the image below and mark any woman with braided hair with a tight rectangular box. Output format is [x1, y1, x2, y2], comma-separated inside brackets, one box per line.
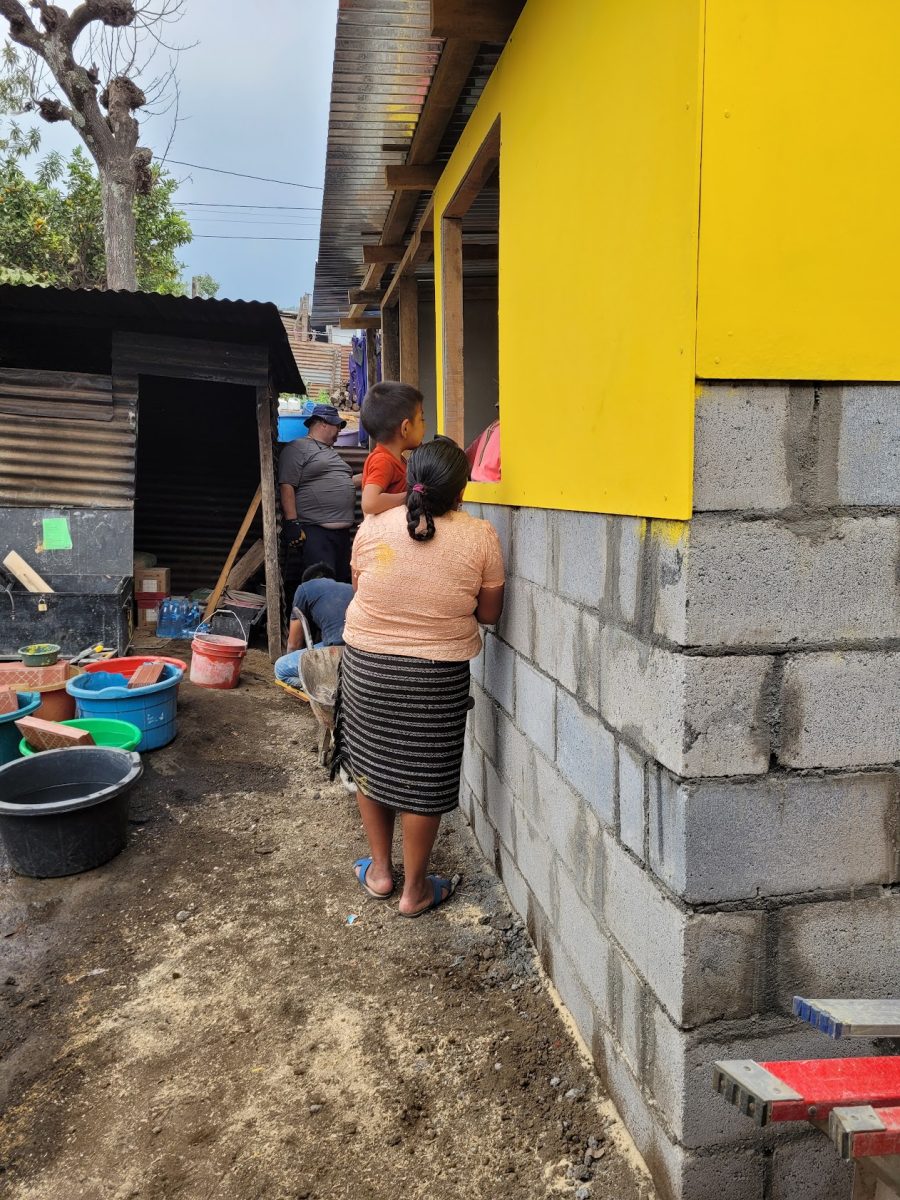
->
[332, 438, 505, 917]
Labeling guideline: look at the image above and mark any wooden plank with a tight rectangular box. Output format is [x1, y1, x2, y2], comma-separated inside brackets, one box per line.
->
[3, 551, 53, 593]
[339, 317, 382, 330]
[441, 217, 465, 445]
[112, 332, 269, 387]
[381, 220, 435, 310]
[365, 328, 378, 399]
[362, 245, 405, 265]
[445, 118, 502, 219]
[227, 538, 265, 590]
[382, 306, 400, 382]
[348, 289, 384, 306]
[399, 277, 420, 388]
[0, 368, 113, 404]
[385, 164, 442, 191]
[202, 487, 262, 622]
[256, 387, 283, 661]
[430, 0, 524, 42]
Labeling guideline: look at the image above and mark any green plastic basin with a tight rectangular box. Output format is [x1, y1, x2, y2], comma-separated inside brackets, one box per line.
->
[19, 717, 143, 757]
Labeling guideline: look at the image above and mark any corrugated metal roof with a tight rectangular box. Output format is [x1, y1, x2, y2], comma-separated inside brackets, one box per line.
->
[311, 0, 503, 326]
[0, 284, 304, 395]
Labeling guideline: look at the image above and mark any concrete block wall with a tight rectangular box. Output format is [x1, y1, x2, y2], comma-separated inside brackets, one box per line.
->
[463, 381, 900, 1200]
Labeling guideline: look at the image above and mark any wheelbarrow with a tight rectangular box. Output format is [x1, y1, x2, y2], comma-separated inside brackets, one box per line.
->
[299, 645, 342, 767]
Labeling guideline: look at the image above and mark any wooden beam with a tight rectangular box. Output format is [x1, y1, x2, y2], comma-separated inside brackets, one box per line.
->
[348, 288, 384, 306]
[256, 388, 283, 660]
[339, 316, 382, 330]
[203, 487, 261, 622]
[381, 222, 435, 310]
[227, 538, 265, 591]
[430, 0, 524, 42]
[385, 164, 442, 191]
[445, 118, 502, 219]
[362, 244, 405, 264]
[382, 305, 400, 381]
[441, 217, 465, 445]
[365, 327, 378, 395]
[399, 277, 420, 388]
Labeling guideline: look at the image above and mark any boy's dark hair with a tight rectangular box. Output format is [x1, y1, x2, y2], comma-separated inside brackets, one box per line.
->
[405, 438, 470, 542]
[360, 381, 423, 443]
[301, 562, 336, 582]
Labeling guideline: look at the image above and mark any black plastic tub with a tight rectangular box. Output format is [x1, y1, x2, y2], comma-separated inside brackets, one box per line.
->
[0, 747, 142, 878]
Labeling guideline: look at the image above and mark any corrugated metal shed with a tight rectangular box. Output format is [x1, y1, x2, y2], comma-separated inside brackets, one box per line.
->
[0, 284, 304, 395]
[311, 0, 503, 326]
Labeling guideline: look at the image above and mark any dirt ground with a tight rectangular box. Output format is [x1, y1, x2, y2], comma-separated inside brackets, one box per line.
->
[0, 645, 655, 1200]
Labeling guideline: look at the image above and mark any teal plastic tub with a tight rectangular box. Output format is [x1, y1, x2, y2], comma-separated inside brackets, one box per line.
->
[0, 692, 41, 765]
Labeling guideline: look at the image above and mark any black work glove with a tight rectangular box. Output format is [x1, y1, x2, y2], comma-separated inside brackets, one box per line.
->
[282, 518, 305, 551]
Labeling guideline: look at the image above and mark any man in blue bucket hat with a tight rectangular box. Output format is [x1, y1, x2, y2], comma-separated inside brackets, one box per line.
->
[278, 403, 358, 585]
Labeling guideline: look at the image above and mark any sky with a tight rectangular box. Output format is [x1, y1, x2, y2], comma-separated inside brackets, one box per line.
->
[11, 0, 339, 309]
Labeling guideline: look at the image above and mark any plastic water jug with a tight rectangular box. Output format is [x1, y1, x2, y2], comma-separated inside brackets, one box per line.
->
[157, 598, 202, 639]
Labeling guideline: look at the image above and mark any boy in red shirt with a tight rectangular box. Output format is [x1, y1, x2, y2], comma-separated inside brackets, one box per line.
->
[360, 381, 426, 516]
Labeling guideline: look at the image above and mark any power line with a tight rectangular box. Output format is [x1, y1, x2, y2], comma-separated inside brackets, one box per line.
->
[192, 234, 320, 241]
[179, 202, 322, 211]
[168, 159, 323, 190]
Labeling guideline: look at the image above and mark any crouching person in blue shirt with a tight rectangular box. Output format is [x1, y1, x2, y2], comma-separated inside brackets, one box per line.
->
[274, 563, 354, 691]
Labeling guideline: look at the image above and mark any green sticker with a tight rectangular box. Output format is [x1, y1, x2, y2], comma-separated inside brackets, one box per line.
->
[42, 517, 73, 551]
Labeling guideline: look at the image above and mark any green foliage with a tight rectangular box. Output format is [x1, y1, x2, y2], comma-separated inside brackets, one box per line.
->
[0, 146, 194, 291]
[190, 272, 220, 298]
[0, 43, 38, 162]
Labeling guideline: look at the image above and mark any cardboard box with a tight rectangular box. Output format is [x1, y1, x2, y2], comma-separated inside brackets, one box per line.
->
[136, 605, 160, 632]
[134, 566, 170, 594]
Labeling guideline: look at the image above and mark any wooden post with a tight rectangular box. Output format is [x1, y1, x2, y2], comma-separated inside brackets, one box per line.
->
[256, 384, 284, 660]
[441, 216, 465, 444]
[399, 276, 419, 388]
[365, 327, 378, 391]
[382, 304, 400, 381]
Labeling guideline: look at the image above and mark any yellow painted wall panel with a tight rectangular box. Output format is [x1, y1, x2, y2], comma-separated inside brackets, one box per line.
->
[698, 1, 900, 379]
[433, 0, 704, 519]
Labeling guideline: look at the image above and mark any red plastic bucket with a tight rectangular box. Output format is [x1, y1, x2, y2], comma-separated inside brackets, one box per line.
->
[189, 635, 247, 690]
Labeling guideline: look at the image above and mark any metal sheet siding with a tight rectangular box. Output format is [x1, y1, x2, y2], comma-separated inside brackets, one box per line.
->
[281, 318, 351, 393]
[0, 374, 136, 508]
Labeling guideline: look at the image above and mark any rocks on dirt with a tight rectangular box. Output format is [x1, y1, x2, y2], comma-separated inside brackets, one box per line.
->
[175, 910, 192, 923]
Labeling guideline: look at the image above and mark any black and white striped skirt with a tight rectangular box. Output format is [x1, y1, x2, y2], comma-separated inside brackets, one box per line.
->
[332, 644, 471, 815]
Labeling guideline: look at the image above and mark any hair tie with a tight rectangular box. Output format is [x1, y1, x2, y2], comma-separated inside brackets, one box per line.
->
[412, 483, 426, 494]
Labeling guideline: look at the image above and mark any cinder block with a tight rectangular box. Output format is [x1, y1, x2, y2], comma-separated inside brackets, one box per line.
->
[470, 683, 497, 763]
[836, 384, 900, 506]
[653, 514, 900, 647]
[497, 843, 529, 921]
[577, 609, 601, 712]
[555, 510, 607, 607]
[497, 576, 534, 659]
[779, 650, 900, 768]
[470, 642, 485, 685]
[776, 894, 900, 1009]
[533, 751, 606, 905]
[649, 770, 898, 902]
[770, 1135, 853, 1200]
[467, 787, 495, 864]
[610, 949, 644, 1076]
[495, 708, 534, 799]
[603, 835, 764, 1026]
[650, 1004, 883, 1150]
[555, 689, 615, 825]
[484, 756, 516, 854]
[556, 860, 611, 1024]
[461, 735, 484, 802]
[549, 937, 597, 1051]
[617, 742, 646, 861]
[616, 517, 644, 626]
[599, 626, 772, 777]
[531, 587, 581, 697]
[693, 383, 791, 512]
[480, 502, 512, 564]
[515, 812, 556, 922]
[513, 656, 556, 759]
[483, 633, 515, 715]
[512, 507, 552, 587]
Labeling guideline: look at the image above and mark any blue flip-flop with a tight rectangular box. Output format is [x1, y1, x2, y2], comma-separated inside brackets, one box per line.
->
[353, 857, 394, 900]
[399, 873, 461, 919]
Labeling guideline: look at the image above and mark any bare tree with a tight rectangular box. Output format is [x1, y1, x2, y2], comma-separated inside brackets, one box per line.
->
[0, 0, 188, 290]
